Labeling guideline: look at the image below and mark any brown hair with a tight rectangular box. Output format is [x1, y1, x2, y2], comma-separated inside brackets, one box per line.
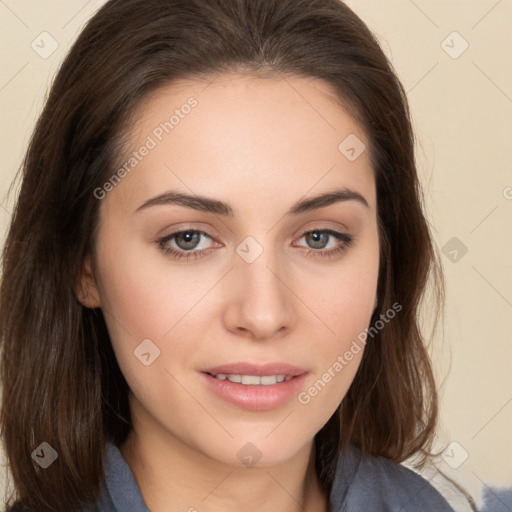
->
[1, 0, 456, 510]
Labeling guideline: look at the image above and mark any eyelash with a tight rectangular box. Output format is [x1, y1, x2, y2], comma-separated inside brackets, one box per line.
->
[157, 227, 354, 261]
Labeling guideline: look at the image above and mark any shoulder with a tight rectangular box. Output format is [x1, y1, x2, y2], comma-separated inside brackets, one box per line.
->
[330, 445, 455, 511]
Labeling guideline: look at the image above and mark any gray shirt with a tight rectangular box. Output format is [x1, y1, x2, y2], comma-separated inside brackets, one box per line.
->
[88, 441, 455, 511]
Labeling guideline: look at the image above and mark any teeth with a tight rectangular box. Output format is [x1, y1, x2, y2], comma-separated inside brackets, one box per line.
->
[213, 374, 291, 385]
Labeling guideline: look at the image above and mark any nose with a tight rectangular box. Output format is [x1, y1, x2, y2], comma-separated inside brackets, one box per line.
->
[222, 245, 296, 341]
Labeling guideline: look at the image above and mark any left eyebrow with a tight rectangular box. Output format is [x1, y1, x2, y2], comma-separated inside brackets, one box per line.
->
[134, 187, 369, 216]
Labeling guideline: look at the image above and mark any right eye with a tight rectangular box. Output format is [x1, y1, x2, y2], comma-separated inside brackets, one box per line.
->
[157, 229, 217, 260]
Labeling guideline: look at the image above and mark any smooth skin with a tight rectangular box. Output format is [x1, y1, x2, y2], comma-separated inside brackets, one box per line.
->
[78, 73, 380, 512]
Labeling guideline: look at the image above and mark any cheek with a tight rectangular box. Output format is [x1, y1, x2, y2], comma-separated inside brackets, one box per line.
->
[310, 236, 379, 344]
[92, 233, 216, 389]
[94, 231, 197, 336]
[94, 216, 379, 403]
[294, 281, 376, 426]
[298, 236, 379, 400]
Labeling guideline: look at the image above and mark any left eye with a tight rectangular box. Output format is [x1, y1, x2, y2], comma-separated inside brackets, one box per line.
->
[157, 228, 353, 261]
[297, 229, 346, 250]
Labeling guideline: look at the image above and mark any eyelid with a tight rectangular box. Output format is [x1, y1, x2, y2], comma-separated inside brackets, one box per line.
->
[296, 222, 349, 235]
[292, 222, 350, 242]
[156, 222, 218, 237]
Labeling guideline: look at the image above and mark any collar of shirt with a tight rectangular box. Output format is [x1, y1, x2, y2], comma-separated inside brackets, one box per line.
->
[93, 440, 454, 512]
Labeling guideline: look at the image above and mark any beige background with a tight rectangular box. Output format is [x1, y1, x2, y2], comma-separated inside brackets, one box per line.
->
[1, 1, 511, 510]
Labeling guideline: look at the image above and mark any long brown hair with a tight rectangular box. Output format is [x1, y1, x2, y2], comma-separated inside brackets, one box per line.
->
[1, 0, 450, 510]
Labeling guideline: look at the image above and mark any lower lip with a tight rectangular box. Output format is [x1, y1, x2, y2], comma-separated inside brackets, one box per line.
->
[201, 372, 308, 411]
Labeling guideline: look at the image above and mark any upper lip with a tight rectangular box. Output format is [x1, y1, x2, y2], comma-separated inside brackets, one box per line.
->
[203, 362, 307, 377]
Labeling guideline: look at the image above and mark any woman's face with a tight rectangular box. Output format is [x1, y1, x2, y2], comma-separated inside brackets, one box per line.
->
[82, 73, 380, 467]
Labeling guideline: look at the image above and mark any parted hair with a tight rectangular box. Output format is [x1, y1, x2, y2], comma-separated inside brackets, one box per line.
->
[0, 0, 448, 510]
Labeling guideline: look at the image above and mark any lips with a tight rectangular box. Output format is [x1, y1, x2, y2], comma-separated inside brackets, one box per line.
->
[200, 362, 308, 410]
[201, 370, 308, 411]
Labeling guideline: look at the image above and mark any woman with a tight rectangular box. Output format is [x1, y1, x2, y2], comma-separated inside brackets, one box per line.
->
[0, 0, 464, 510]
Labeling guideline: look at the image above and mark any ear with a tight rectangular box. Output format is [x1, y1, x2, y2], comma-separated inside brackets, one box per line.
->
[75, 254, 101, 308]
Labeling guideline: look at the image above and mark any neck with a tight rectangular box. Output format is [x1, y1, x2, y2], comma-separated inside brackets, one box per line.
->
[119, 407, 328, 512]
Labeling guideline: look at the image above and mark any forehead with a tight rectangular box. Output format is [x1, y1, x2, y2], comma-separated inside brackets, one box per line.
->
[105, 72, 375, 216]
